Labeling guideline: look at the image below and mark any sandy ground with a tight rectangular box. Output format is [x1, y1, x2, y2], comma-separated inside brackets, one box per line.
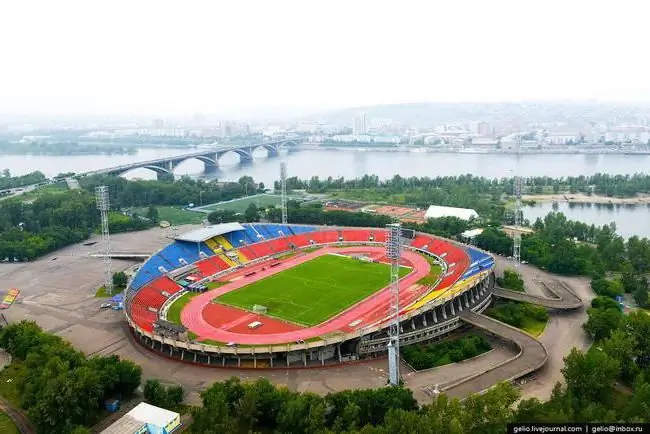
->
[0, 226, 595, 405]
[522, 192, 650, 205]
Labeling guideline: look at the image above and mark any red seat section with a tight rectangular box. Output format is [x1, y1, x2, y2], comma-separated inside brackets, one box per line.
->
[196, 258, 220, 276]
[341, 229, 372, 242]
[247, 241, 275, 258]
[372, 230, 387, 242]
[266, 237, 292, 253]
[130, 303, 157, 333]
[309, 230, 339, 244]
[411, 235, 431, 249]
[287, 234, 311, 248]
[151, 276, 182, 296]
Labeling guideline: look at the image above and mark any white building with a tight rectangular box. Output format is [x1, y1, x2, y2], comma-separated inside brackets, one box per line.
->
[352, 114, 368, 137]
[424, 205, 479, 221]
[101, 402, 181, 434]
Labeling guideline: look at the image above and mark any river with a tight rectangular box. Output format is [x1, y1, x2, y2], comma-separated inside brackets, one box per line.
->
[3, 148, 650, 237]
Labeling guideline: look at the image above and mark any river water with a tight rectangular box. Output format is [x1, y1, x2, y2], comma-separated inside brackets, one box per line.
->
[3, 148, 650, 237]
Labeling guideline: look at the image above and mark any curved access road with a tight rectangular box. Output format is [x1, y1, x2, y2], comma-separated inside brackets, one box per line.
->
[440, 310, 548, 400]
[494, 280, 583, 310]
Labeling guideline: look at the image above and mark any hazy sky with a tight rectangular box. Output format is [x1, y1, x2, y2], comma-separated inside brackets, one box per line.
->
[0, 0, 648, 116]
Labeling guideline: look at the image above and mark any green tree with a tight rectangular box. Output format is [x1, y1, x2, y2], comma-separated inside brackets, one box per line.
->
[145, 206, 159, 223]
[583, 306, 622, 341]
[561, 348, 620, 407]
[244, 203, 259, 222]
[112, 271, 128, 288]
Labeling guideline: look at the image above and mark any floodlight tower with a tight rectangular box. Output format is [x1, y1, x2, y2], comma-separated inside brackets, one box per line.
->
[280, 162, 288, 224]
[513, 135, 523, 267]
[385, 223, 402, 386]
[95, 186, 113, 295]
[513, 176, 522, 267]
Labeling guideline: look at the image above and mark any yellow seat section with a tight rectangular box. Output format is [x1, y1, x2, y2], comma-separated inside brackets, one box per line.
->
[205, 238, 221, 254]
[234, 249, 248, 264]
[219, 254, 237, 267]
[215, 235, 233, 250]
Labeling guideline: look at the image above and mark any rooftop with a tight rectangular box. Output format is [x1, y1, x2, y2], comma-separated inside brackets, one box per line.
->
[174, 222, 245, 243]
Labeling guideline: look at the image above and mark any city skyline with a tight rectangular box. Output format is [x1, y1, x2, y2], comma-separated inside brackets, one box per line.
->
[1, 0, 649, 117]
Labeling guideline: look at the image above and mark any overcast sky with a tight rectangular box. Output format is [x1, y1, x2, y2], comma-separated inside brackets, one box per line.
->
[0, 0, 648, 117]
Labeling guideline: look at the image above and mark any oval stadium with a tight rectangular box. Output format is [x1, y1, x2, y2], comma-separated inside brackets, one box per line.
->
[125, 223, 498, 369]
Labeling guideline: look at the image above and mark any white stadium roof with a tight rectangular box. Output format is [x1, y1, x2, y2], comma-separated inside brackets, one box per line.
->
[424, 205, 479, 221]
[175, 222, 244, 243]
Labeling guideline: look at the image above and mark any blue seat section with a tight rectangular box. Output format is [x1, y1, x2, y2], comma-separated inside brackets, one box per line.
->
[223, 230, 248, 248]
[160, 243, 196, 266]
[253, 224, 277, 240]
[289, 225, 317, 234]
[242, 225, 262, 244]
[462, 247, 495, 280]
[198, 242, 215, 257]
[131, 254, 172, 289]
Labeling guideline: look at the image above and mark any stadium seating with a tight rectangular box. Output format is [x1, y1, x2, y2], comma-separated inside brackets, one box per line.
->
[290, 225, 318, 234]
[410, 235, 431, 249]
[130, 303, 157, 332]
[246, 241, 275, 258]
[286, 234, 311, 248]
[151, 276, 183, 296]
[309, 230, 339, 244]
[372, 230, 387, 243]
[214, 235, 234, 250]
[341, 229, 372, 242]
[205, 238, 222, 254]
[266, 237, 292, 253]
[222, 230, 250, 248]
[131, 254, 174, 290]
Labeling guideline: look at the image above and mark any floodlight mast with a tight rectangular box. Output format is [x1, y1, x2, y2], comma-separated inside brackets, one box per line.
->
[280, 162, 288, 224]
[95, 185, 113, 295]
[385, 223, 402, 386]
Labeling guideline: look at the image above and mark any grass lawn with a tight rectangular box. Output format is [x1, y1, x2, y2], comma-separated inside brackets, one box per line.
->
[521, 316, 547, 337]
[166, 292, 198, 325]
[215, 254, 411, 326]
[95, 286, 124, 297]
[206, 281, 228, 290]
[417, 263, 444, 286]
[198, 194, 284, 213]
[133, 206, 205, 225]
[0, 362, 25, 408]
[0, 411, 19, 434]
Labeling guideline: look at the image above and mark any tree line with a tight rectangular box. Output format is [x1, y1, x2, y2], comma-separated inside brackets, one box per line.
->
[474, 212, 650, 287]
[0, 189, 152, 261]
[0, 170, 47, 190]
[79, 174, 262, 209]
[280, 172, 650, 200]
[0, 321, 142, 434]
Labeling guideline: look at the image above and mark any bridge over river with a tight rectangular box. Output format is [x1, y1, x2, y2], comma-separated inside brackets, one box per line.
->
[79, 138, 302, 178]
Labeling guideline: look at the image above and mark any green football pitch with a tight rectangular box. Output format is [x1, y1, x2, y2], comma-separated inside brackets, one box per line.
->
[215, 254, 411, 326]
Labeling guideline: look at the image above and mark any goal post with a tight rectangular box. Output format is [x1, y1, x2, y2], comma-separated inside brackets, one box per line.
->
[252, 305, 268, 314]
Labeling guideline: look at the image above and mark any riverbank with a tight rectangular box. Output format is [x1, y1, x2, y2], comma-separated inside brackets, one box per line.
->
[522, 193, 650, 205]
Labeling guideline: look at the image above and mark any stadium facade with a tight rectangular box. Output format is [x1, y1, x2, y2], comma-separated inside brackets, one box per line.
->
[124, 223, 496, 368]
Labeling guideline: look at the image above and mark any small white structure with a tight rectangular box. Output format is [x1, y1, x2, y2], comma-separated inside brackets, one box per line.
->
[460, 228, 484, 239]
[424, 205, 479, 221]
[102, 402, 181, 434]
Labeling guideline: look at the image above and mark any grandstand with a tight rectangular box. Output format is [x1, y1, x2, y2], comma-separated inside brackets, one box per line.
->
[124, 222, 496, 368]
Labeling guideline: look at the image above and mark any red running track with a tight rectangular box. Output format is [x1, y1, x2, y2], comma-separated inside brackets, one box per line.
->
[181, 246, 431, 345]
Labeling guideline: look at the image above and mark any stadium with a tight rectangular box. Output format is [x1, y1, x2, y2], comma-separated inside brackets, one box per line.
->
[125, 223, 496, 368]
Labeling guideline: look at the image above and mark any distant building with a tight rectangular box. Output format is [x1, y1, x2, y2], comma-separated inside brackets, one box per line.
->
[424, 205, 479, 221]
[352, 114, 368, 137]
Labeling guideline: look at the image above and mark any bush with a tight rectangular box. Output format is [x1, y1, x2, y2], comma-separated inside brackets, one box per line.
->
[402, 334, 491, 370]
[143, 379, 184, 410]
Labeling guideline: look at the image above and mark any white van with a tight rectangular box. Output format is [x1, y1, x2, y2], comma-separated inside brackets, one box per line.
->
[248, 321, 263, 329]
